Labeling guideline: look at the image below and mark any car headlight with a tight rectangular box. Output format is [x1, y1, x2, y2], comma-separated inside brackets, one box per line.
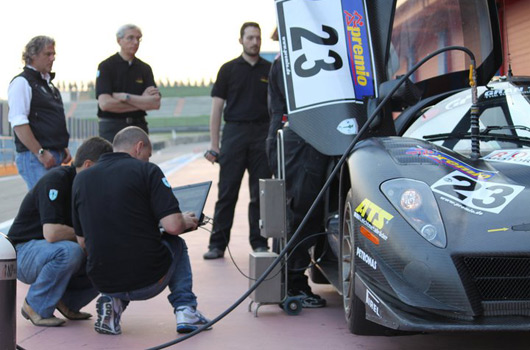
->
[381, 178, 447, 248]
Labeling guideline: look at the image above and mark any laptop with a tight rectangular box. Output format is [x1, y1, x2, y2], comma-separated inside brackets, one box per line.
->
[171, 181, 212, 226]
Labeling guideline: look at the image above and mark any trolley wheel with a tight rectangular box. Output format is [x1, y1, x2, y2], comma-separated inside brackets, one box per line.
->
[282, 297, 302, 316]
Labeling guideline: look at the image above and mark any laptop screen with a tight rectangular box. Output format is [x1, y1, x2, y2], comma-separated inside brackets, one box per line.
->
[171, 181, 212, 224]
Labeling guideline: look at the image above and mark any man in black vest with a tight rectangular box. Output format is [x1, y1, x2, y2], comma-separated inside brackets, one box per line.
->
[8, 35, 71, 190]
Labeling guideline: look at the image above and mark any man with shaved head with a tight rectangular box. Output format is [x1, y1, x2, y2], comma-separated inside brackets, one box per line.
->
[72, 126, 210, 335]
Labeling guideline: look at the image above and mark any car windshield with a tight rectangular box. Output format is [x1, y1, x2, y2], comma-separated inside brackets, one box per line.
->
[403, 80, 530, 155]
[388, 0, 493, 82]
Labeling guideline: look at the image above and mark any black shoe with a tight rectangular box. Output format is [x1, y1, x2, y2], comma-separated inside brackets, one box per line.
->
[288, 289, 327, 308]
[203, 248, 224, 260]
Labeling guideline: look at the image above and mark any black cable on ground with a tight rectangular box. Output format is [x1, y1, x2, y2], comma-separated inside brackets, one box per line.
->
[143, 45, 475, 349]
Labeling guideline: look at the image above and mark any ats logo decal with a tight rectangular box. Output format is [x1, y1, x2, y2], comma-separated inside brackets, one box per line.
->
[407, 147, 496, 180]
[354, 198, 392, 241]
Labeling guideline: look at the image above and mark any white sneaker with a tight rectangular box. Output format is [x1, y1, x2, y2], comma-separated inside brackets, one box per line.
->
[175, 306, 211, 333]
[94, 296, 124, 335]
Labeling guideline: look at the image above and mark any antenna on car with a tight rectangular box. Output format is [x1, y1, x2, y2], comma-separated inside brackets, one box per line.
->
[503, 1, 513, 80]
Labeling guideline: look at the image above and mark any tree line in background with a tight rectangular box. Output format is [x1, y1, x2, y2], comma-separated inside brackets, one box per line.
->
[55, 79, 214, 99]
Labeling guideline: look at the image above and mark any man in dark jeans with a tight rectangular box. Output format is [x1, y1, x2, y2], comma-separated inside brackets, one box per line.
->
[203, 22, 271, 259]
[73, 127, 210, 335]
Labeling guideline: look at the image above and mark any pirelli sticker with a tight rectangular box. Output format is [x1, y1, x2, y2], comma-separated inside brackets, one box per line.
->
[0, 261, 16, 281]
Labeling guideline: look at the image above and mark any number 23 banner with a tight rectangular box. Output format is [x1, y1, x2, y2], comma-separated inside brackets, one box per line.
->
[276, 0, 379, 155]
[277, 0, 377, 110]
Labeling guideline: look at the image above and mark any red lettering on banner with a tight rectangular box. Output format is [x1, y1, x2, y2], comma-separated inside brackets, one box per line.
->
[344, 10, 364, 27]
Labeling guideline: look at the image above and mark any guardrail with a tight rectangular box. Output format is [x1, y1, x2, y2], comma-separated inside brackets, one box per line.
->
[0, 119, 210, 169]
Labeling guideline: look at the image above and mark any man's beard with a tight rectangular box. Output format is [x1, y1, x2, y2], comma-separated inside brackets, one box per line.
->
[244, 46, 260, 57]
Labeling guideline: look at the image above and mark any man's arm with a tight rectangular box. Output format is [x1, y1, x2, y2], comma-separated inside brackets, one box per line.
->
[13, 124, 56, 169]
[114, 86, 161, 111]
[160, 212, 198, 235]
[98, 86, 161, 113]
[76, 235, 86, 250]
[205, 97, 225, 163]
[42, 223, 77, 243]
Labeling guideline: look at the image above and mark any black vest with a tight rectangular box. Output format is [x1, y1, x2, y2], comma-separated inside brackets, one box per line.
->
[12, 67, 69, 152]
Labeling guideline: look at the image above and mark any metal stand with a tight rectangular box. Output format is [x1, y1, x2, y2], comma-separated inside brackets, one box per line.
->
[249, 129, 302, 316]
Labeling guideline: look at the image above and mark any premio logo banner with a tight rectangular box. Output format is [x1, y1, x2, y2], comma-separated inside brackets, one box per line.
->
[276, 0, 377, 113]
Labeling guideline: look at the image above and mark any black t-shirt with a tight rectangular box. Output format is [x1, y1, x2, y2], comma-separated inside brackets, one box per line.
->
[211, 55, 271, 123]
[95, 53, 157, 120]
[8, 166, 76, 245]
[72, 152, 180, 293]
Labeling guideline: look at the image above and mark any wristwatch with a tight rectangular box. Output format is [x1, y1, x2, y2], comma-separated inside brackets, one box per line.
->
[125, 93, 131, 101]
[38, 148, 45, 156]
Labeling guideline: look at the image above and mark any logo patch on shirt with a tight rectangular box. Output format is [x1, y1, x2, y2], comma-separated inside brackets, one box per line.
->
[49, 189, 58, 201]
[136, 78, 144, 84]
[162, 177, 171, 188]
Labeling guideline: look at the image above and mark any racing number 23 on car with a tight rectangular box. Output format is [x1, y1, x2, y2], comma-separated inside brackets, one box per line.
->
[276, 0, 377, 112]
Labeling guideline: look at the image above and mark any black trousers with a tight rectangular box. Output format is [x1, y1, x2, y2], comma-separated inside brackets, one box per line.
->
[283, 127, 330, 292]
[98, 118, 148, 143]
[208, 122, 271, 251]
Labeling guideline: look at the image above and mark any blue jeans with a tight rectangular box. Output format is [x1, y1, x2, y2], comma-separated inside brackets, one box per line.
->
[16, 239, 98, 318]
[15, 150, 65, 190]
[105, 235, 197, 312]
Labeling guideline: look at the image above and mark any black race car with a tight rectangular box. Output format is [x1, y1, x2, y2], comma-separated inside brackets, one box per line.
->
[277, 0, 530, 335]
[331, 77, 530, 334]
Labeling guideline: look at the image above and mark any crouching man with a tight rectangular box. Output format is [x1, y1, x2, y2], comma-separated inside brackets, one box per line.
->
[8, 137, 113, 326]
[72, 126, 210, 335]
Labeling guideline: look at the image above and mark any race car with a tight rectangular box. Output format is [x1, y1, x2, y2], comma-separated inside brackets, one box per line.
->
[330, 76, 530, 334]
[275, 0, 530, 335]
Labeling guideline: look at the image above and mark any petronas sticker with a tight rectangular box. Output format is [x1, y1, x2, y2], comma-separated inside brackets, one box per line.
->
[162, 178, 171, 188]
[49, 189, 58, 201]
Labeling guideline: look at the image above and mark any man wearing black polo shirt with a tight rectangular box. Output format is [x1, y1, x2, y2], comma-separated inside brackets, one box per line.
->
[95, 23, 161, 142]
[8, 136, 113, 327]
[203, 22, 272, 259]
[72, 127, 210, 335]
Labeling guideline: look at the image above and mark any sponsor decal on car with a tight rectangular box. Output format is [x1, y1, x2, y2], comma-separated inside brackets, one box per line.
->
[337, 118, 358, 135]
[483, 86, 530, 99]
[354, 198, 392, 241]
[483, 150, 530, 166]
[432, 171, 524, 214]
[365, 288, 381, 317]
[439, 196, 484, 216]
[407, 147, 496, 180]
[356, 247, 377, 270]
